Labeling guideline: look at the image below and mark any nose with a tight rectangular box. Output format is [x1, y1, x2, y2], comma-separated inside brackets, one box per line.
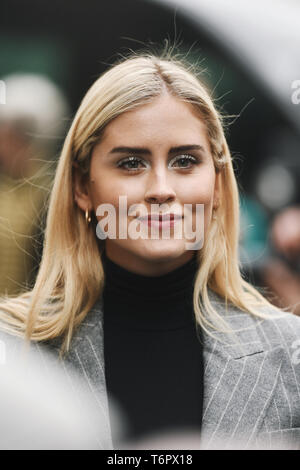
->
[144, 169, 176, 205]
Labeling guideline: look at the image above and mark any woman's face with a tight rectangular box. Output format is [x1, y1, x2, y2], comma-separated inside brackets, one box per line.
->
[74, 94, 220, 276]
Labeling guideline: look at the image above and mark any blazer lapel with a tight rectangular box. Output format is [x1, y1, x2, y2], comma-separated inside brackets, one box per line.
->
[60, 296, 114, 449]
[201, 290, 284, 449]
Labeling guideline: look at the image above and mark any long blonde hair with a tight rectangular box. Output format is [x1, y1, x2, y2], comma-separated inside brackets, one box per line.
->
[0, 45, 282, 353]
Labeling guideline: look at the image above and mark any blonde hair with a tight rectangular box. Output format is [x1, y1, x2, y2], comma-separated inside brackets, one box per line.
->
[0, 44, 282, 353]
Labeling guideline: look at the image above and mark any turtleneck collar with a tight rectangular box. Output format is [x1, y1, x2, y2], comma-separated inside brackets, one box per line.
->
[101, 250, 199, 330]
[102, 250, 198, 301]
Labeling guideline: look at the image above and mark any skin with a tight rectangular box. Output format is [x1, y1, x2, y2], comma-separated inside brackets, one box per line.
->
[74, 93, 220, 276]
[271, 206, 300, 258]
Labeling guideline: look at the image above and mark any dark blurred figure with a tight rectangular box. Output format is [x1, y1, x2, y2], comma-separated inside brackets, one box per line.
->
[262, 206, 300, 315]
[239, 127, 300, 316]
[0, 73, 69, 296]
[271, 206, 300, 259]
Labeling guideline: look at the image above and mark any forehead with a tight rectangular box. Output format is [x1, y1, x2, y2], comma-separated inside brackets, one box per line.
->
[99, 94, 210, 150]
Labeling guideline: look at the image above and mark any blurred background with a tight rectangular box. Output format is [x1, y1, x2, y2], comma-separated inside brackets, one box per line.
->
[0, 0, 300, 313]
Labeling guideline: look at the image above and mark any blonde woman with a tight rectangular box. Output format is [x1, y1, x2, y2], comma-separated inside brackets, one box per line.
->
[0, 46, 300, 450]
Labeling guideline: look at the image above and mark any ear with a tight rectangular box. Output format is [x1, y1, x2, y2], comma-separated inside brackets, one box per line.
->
[72, 162, 92, 212]
[213, 170, 221, 209]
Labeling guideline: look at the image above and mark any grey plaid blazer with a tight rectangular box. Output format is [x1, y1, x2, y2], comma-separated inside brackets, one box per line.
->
[1, 288, 300, 449]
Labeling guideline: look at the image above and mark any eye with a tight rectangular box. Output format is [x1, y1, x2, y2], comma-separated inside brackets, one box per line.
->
[116, 156, 147, 172]
[170, 154, 199, 169]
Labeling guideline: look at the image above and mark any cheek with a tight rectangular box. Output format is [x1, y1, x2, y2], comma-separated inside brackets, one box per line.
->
[181, 174, 216, 206]
[182, 173, 215, 234]
[89, 177, 145, 213]
[89, 183, 115, 207]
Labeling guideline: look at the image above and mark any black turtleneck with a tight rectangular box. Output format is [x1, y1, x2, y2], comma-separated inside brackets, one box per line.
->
[102, 250, 204, 446]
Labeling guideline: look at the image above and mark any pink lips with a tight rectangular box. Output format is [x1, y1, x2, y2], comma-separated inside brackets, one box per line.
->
[138, 213, 183, 228]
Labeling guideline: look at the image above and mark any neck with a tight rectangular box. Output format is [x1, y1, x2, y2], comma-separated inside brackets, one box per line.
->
[102, 249, 199, 329]
[102, 249, 198, 300]
[103, 245, 197, 277]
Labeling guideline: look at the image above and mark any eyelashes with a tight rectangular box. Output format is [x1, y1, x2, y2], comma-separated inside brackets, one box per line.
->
[172, 155, 199, 168]
[116, 156, 143, 171]
[116, 154, 200, 172]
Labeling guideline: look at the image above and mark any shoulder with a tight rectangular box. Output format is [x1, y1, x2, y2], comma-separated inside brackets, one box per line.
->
[0, 295, 104, 364]
[258, 306, 300, 344]
[207, 288, 300, 353]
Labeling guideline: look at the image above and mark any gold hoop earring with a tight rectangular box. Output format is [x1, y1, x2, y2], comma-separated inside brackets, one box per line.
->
[85, 208, 91, 225]
[212, 205, 219, 220]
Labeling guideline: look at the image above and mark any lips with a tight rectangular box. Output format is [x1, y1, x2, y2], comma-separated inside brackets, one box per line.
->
[138, 213, 183, 222]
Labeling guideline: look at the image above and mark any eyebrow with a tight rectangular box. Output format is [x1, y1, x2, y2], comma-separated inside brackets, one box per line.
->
[107, 144, 206, 156]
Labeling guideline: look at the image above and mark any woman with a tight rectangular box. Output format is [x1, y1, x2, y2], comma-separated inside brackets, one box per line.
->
[0, 47, 300, 450]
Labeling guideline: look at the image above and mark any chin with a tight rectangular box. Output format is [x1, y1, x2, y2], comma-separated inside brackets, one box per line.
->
[132, 239, 188, 261]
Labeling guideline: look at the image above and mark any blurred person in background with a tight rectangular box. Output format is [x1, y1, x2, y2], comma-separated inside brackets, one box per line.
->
[238, 127, 300, 317]
[0, 74, 69, 296]
[261, 205, 300, 315]
[0, 45, 300, 450]
[271, 206, 300, 260]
